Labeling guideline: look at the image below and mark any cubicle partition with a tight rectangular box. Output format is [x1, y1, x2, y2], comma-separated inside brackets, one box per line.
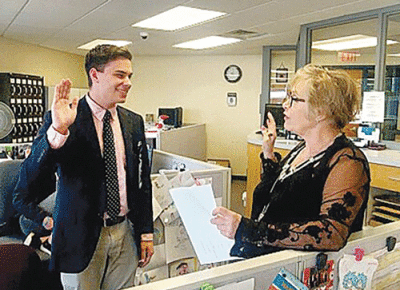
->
[147, 150, 400, 289]
[151, 149, 231, 208]
[129, 220, 400, 290]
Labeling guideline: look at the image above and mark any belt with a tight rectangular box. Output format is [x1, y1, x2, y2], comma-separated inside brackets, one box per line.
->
[103, 216, 126, 227]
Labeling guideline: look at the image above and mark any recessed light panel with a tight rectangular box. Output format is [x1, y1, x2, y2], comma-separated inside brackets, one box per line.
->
[312, 34, 397, 51]
[132, 6, 226, 31]
[173, 36, 241, 50]
[78, 39, 131, 50]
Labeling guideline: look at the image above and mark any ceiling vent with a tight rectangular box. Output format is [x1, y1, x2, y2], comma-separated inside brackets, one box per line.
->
[222, 29, 269, 40]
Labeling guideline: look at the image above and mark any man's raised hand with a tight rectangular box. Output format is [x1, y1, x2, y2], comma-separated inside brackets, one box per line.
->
[51, 79, 79, 135]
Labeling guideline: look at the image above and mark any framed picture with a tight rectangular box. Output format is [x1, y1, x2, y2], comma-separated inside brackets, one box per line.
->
[276, 66, 288, 83]
[168, 257, 197, 277]
[145, 113, 155, 123]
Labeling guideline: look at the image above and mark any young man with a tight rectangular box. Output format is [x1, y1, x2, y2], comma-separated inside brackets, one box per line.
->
[13, 45, 154, 289]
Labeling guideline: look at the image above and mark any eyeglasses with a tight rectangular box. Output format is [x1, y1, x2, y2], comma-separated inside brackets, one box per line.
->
[282, 91, 306, 107]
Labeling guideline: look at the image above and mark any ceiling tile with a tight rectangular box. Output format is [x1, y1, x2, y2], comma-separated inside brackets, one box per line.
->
[7, 0, 109, 30]
[62, 0, 184, 34]
[0, 0, 28, 33]
[2, 0, 400, 56]
[3, 23, 59, 44]
[186, 0, 273, 14]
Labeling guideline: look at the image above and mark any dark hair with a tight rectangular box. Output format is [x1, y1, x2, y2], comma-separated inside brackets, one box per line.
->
[85, 44, 132, 87]
[176, 262, 188, 270]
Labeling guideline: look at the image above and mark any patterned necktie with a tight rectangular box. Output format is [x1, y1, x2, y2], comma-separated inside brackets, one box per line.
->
[103, 110, 120, 220]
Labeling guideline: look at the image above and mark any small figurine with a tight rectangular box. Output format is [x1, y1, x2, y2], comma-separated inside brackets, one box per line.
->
[155, 114, 169, 129]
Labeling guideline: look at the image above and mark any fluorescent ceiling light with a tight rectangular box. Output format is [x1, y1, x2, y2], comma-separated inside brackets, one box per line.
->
[388, 53, 400, 57]
[78, 39, 131, 50]
[173, 36, 241, 50]
[132, 6, 226, 31]
[312, 34, 397, 51]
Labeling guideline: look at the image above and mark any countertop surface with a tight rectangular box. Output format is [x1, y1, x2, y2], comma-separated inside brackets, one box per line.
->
[248, 132, 400, 168]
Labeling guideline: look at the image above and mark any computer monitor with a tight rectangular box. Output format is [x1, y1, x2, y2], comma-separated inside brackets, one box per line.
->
[158, 107, 183, 128]
[263, 103, 285, 131]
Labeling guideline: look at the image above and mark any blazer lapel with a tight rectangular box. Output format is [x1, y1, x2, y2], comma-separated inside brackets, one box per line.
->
[75, 97, 102, 160]
[117, 107, 134, 165]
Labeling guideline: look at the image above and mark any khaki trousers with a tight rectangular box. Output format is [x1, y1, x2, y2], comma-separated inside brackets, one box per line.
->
[61, 219, 138, 290]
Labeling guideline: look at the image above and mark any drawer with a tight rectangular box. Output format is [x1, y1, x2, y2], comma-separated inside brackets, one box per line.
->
[370, 163, 400, 192]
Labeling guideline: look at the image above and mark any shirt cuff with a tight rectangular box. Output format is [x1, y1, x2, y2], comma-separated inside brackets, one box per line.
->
[260, 152, 281, 171]
[234, 217, 268, 244]
[47, 125, 69, 149]
[141, 233, 153, 241]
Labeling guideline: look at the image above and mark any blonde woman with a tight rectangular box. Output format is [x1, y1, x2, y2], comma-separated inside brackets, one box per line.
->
[211, 64, 370, 258]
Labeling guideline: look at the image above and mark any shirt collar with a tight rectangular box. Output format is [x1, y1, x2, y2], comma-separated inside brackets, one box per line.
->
[85, 94, 117, 121]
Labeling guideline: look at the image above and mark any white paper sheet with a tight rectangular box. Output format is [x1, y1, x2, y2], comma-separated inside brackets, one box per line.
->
[170, 184, 237, 264]
[160, 204, 180, 226]
[361, 91, 385, 123]
[152, 197, 163, 221]
[152, 174, 173, 209]
[165, 224, 196, 264]
[169, 170, 196, 188]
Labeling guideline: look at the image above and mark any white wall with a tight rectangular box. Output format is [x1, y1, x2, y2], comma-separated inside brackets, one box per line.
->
[127, 55, 263, 176]
[126, 51, 379, 176]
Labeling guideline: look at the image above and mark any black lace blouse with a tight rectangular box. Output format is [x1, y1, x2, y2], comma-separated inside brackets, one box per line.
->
[231, 134, 370, 258]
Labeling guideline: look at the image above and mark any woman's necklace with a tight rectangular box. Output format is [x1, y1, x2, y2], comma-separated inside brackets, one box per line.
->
[279, 151, 324, 182]
[277, 134, 339, 183]
[256, 133, 342, 223]
[289, 133, 341, 170]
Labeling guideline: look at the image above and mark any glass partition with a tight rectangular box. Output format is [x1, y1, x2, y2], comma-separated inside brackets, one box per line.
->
[310, 19, 378, 137]
[311, 19, 378, 68]
[311, 18, 379, 93]
[270, 50, 296, 104]
[260, 46, 296, 127]
[264, 4, 400, 141]
[297, 5, 400, 142]
[385, 13, 400, 141]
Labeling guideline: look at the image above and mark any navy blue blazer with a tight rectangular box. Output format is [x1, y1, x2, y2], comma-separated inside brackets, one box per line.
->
[13, 97, 153, 273]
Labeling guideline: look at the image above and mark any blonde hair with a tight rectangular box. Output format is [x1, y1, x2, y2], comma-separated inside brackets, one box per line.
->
[288, 64, 360, 129]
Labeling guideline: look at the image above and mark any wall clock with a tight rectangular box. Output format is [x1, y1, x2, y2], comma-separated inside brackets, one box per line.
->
[224, 65, 242, 83]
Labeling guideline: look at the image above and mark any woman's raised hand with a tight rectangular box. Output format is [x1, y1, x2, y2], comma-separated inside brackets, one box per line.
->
[261, 112, 277, 160]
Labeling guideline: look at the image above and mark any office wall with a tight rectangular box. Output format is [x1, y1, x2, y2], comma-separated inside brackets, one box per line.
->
[128, 55, 262, 176]
[2, 35, 382, 176]
[127, 51, 379, 176]
[0, 36, 262, 176]
[0, 36, 86, 88]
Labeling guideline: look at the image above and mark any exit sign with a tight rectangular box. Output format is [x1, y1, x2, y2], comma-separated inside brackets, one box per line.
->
[338, 51, 360, 62]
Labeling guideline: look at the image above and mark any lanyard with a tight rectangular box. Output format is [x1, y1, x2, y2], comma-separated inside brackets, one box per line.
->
[256, 147, 325, 223]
